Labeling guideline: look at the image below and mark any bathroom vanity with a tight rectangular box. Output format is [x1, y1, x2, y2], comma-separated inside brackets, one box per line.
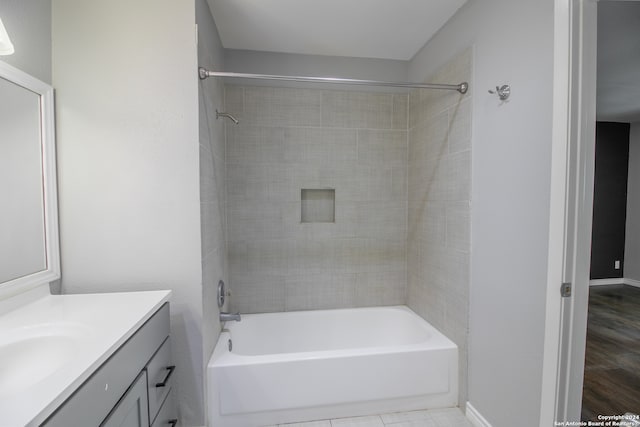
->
[0, 59, 178, 426]
[40, 293, 176, 427]
[0, 288, 175, 426]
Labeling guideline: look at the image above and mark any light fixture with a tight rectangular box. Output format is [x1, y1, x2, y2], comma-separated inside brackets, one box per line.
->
[0, 17, 15, 55]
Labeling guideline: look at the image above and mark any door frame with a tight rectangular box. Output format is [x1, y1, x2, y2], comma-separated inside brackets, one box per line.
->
[541, 0, 598, 425]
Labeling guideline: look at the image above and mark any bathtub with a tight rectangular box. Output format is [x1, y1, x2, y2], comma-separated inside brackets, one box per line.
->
[207, 305, 458, 427]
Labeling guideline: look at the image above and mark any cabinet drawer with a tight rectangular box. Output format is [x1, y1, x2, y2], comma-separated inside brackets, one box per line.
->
[151, 389, 177, 427]
[147, 336, 174, 422]
[43, 304, 170, 427]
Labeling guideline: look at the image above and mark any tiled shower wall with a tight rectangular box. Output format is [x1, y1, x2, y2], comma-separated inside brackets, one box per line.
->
[225, 85, 409, 313]
[407, 49, 472, 404]
[197, 2, 227, 367]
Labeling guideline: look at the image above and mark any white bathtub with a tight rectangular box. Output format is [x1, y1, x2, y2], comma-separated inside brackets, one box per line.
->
[207, 305, 458, 427]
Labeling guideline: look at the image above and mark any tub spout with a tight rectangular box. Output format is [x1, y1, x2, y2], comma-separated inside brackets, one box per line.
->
[220, 311, 241, 322]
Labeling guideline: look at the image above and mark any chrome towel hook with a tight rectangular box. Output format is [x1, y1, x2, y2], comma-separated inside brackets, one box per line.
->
[488, 84, 511, 100]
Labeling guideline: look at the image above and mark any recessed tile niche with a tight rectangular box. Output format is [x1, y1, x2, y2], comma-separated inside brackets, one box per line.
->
[301, 189, 335, 223]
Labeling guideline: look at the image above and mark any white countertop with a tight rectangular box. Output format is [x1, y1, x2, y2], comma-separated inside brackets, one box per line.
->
[0, 288, 171, 427]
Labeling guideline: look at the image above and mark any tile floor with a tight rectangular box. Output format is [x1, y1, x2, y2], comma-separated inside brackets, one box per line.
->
[264, 407, 473, 427]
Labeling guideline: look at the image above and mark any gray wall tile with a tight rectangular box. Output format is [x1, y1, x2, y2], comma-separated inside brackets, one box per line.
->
[285, 273, 357, 311]
[244, 86, 322, 127]
[446, 202, 471, 252]
[355, 270, 406, 307]
[321, 91, 393, 129]
[406, 49, 472, 406]
[357, 130, 408, 166]
[224, 85, 244, 112]
[392, 94, 409, 130]
[231, 273, 286, 313]
[226, 85, 408, 313]
[448, 98, 472, 154]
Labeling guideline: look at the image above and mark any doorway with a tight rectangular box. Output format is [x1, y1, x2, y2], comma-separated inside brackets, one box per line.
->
[581, 2, 640, 421]
[550, 1, 640, 424]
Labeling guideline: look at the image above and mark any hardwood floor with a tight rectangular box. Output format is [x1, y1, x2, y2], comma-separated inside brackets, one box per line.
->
[581, 284, 640, 421]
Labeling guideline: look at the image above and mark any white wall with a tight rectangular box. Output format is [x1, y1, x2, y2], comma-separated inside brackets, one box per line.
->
[409, 0, 554, 425]
[625, 122, 640, 281]
[52, 1, 203, 425]
[0, 0, 51, 83]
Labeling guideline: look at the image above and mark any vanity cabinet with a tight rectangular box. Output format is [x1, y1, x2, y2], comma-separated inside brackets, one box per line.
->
[146, 337, 174, 421]
[42, 303, 177, 427]
[102, 371, 149, 427]
[151, 389, 178, 427]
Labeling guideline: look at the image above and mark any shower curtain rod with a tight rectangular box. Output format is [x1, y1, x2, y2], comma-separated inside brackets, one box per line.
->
[198, 68, 468, 94]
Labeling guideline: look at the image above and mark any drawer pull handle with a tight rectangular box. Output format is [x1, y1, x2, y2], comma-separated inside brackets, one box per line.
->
[168, 419, 178, 427]
[155, 365, 176, 388]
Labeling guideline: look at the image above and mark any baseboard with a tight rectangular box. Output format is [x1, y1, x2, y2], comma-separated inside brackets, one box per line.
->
[589, 278, 640, 288]
[624, 278, 640, 288]
[466, 402, 492, 427]
[589, 278, 624, 286]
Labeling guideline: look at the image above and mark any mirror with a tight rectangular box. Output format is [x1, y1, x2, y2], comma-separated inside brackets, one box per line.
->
[0, 60, 59, 297]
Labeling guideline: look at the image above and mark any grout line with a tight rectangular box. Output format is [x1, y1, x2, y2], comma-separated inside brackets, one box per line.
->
[225, 124, 406, 132]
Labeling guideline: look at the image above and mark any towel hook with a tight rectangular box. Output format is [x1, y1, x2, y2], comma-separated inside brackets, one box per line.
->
[488, 84, 511, 100]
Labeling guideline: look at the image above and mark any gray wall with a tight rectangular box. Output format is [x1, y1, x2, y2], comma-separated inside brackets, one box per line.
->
[224, 49, 408, 91]
[590, 122, 629, 280]
[407, 48, 472, 406]
[226, 84, 408, 313]
[196, 2, 228, 425]
[625, 122, 640, 282]
[52, 1, 204, 425]
[409, 0, 554, 425]
[0, 0, 51, 83]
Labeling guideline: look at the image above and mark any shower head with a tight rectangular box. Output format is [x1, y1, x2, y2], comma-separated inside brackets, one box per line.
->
[216, 109, 239, 124]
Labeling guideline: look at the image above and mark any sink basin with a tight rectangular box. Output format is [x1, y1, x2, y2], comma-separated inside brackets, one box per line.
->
[0, 323, 90, 395]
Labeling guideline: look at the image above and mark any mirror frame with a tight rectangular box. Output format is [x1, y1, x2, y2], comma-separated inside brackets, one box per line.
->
[0, 60, 60, 298]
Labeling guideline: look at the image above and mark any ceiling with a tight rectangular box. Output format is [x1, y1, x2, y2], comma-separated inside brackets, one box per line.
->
[207, 0, 467, 61]
[597, 1, 640, 123]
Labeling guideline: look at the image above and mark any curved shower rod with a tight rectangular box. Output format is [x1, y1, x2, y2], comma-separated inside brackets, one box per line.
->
[199, 67, 468, 94]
